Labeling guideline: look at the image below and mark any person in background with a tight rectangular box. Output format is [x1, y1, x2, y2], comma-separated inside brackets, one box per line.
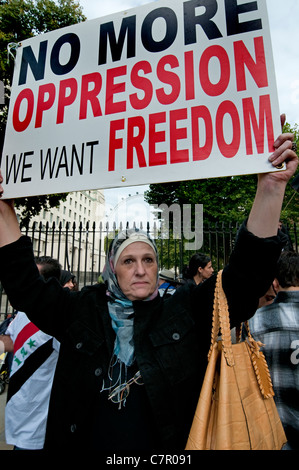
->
[278, 221, 294, 252]
[0, 257, 61, 450]
[158, 269, 177, 297]
[35, 256, 61, 281]
[60, 269, 77, 291]
[258, 284, 277, 308]
[249, 251, 299, 450]
[183, 253, 214, 285]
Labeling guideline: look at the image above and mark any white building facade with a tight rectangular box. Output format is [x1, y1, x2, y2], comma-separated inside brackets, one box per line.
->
[18, 189, 107, 287]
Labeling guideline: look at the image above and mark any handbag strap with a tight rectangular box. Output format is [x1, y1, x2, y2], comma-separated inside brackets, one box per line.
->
[208, 271, 261, 365]
[208, 270, 275, 398]
[208, 270, 235, 366]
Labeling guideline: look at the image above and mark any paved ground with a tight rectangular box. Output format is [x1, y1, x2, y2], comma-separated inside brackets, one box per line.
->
[0, 388, 13, 450]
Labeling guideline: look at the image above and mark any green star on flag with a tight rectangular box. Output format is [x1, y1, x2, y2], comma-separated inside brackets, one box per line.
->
[27, 339, 37, 349]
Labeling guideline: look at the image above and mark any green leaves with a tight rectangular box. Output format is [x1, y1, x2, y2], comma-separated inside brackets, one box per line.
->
[145, 175, 257, 225]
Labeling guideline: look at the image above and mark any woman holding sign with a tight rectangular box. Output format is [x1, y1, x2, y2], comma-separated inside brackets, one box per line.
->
[0, 118, 297, 450]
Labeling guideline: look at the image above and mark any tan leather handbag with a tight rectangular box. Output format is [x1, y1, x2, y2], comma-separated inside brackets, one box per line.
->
[185, 271, 287, 450]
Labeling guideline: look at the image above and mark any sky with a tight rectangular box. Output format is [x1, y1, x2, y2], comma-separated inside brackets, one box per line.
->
[77, 0, 299, 222]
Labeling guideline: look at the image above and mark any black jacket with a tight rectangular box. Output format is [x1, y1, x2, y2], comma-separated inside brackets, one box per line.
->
[0, 224, 284, 450]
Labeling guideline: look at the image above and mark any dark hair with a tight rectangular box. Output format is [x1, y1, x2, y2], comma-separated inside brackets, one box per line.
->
[60, 269, 75, 286]
[184, 253, 211, 279]
[34, 256, 62, 281]
[275, 251, 299, 288]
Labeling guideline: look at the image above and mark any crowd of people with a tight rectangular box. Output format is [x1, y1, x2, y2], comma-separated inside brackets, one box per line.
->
[0, 117, 298, 451]
[157, 254, 214, 298]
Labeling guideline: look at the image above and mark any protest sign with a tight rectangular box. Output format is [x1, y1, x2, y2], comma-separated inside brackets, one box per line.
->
[1, 0, 282, 198]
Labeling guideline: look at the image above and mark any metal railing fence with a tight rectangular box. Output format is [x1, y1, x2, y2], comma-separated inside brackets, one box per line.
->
[0, 220, 298, 318]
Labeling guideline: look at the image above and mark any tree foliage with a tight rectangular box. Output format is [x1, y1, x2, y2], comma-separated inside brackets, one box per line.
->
[0, 0, 86, 226]
[145, 123, 299, 227]
[0, 0, 86, 81]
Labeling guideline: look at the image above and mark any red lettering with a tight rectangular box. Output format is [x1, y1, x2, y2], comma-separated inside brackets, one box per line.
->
[108, 119, 125, 171]
[216, 101, 240, 158]
[56, 78, 78, 124]
[79, 73, 102, 120]
[148, 112, 167, 166]
[200, 45, 230, 97]
[107, 97, 273, 172]
[130, 61, 153, 110]
[191, 106, 213, 161]
[156, 55, 181, 105]
[127, 116, 146, 169]
[105, 66, 127, 115]
[234, 37, 268, 92]
[184, 51, 195, 101]
[170, 108, 189, 164]
[35, 83, 56, 128]
[243, 95, 274, 154]
[13, 89, 34, 132]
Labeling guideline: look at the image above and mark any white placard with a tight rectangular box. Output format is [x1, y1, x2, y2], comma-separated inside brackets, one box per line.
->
[1, 0, 281, 198]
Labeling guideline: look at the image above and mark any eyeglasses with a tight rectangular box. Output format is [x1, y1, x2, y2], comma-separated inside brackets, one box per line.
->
[108, 370, 144, 408]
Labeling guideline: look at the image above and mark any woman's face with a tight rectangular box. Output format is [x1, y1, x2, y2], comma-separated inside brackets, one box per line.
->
[114, 242, 158, 301]
[63, 279, 75, 290]
[199, 261, 214, 280]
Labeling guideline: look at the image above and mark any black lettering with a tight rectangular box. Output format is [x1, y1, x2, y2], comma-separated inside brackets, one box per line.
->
[18, 41, 48, 85]
[86, 141, 99, 174]
[55, 146, 69, 177]
[71, 143, 84, 175]
[41, 142, 98, 179]
[21, 151, 33, 182]
[225, 0, 262, 36]
[40, 147, 59, 179]
[98, 16, 136, 65]
[141, 7, 177, 53]
[6, 153, 23, 183]
[184, 0, 222, 44]
[50, 33, 80, 76]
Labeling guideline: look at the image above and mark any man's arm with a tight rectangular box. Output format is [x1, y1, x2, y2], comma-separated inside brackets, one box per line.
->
[0, 334, 14, 352]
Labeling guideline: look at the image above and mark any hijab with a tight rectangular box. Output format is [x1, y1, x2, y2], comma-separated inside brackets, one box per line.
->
[102, 228, 159, 372]
[60, 270, 75, 286]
